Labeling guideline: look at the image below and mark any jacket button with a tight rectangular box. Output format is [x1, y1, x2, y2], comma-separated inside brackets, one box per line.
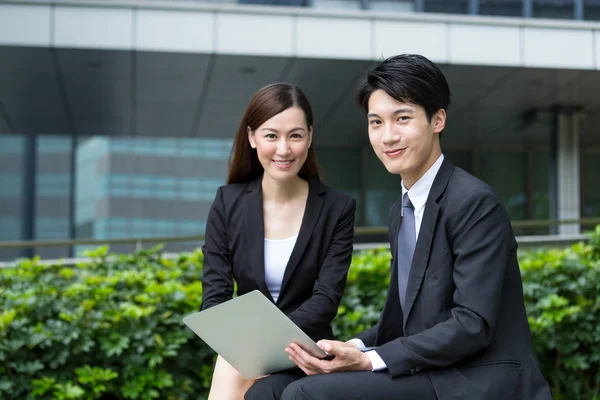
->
[415, 366, 421, 372]
[410, 368, 415, 374]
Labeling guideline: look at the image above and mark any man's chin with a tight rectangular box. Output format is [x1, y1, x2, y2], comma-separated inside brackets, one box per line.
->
[384, 164, 406, 175]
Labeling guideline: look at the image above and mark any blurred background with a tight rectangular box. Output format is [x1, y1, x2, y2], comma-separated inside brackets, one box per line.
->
[1, 0, 600, 262]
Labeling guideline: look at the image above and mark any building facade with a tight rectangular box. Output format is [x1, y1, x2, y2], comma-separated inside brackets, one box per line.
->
[0, 0, 599, 261]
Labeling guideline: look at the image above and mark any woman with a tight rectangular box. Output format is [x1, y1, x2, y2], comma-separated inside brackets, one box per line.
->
[201, 82, 356, 399]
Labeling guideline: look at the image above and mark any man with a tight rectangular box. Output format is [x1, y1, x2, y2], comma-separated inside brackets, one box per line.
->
[245, 54, 553, 400]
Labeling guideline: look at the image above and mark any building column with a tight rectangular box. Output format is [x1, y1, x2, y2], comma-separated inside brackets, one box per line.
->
[550, 110, 582, 235]
[69, 134, 77, 257]
[21, 134, 37, 259]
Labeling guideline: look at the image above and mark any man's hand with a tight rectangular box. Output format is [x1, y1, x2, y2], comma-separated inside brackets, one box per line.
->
[285, 340, 373, 376]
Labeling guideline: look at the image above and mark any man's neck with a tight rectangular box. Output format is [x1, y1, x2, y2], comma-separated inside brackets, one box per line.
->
[402, 149, 442, 190]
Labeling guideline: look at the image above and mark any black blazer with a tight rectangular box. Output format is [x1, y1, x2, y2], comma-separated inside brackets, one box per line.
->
[357, 159, 552, 400]
[201, 177, 356, 341]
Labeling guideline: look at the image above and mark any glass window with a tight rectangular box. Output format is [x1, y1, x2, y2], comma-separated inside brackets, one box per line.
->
[0, 135, 24, 256]
[36, 136, 73, 259]
[530, 151, 550, 219]
[584, 0, 600, 20]
[0, 174, 21, 197]
[370, 0, 417, 12]
[363, 150, 402, 226]
[478, 151, 527, 232]
[0, 217, 20, 240]
[239, 0, 309, 6]
[581, 151, 600, 231]
[425, 0, 469, 14]
[445, 151, 471, 173]
[480, 0, 524, 17]
[317, 147, 364, 225]
[533, 0, 574, 19]
[530, 151, 550, 235]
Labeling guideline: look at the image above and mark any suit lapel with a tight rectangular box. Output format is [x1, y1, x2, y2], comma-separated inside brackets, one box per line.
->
[243, 178, 273, 301]
[402, 158, 455, 328]
[402, 201, 439, 327]
[279, 179, 325, 298]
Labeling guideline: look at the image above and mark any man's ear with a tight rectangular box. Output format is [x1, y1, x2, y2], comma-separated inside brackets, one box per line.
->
[432, 109, 446, 134]
[247, 126, 256, 148]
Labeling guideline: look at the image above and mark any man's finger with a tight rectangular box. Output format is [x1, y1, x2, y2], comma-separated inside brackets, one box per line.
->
[316, 339, 335, 353]
[288, 353, 319, 376]
[317, 339, 351, 357]
[288, 343, 329, 372]
[286, 345, 314, 369]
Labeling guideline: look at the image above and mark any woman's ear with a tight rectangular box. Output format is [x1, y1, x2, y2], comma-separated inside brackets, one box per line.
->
[307, 126, 313, 147]
[247, 126, 256, 149]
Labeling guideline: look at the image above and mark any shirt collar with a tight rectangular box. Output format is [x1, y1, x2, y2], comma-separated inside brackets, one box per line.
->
[401, 154, 445, 213]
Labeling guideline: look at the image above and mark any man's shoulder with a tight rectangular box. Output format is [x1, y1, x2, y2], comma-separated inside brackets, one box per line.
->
[447, 167, 497, 199]
[442, 167, 505, 215]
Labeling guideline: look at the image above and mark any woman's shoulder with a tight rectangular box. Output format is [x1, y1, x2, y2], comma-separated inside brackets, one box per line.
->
[317, 181, 355, 206]
[218, 181, 251, 196]
[210, 181, 254, 208]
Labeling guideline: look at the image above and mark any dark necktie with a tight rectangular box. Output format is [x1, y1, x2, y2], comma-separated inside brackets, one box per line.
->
[397, 193, 416, 309]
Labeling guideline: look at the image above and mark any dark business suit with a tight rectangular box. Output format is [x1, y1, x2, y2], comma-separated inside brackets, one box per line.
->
[201, 176, 356, 343]
[278, 159, 553, 400]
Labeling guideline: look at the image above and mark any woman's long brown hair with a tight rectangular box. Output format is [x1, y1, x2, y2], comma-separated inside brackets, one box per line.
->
[227, 83, 320, 184]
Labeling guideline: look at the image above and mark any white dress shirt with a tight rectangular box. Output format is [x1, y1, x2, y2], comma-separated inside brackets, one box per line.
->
[349, 154, 445, 371]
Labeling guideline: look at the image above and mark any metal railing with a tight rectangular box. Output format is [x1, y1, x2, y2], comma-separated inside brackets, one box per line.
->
[0, 218, 598, 251]
[0, 218, 598, 268]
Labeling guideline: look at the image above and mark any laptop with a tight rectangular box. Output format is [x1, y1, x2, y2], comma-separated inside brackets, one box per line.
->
[182, 290, 329, 379]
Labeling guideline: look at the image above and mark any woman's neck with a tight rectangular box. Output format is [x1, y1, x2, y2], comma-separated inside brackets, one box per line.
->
[261, 174, 307, 204]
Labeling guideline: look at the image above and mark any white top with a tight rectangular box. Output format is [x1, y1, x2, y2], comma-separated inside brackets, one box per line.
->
[401, 153, 445, 240]
[264, 235, 297, 303]
[351, 153, 445, 372]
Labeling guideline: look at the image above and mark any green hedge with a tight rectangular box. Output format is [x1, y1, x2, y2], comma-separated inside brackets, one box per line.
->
[1, 226, 599, 399]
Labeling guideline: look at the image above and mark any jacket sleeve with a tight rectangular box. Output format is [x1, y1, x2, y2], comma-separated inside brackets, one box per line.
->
[356, 324, 379, 347]
[200, 187, 234, 311]
[287, 197, 356, 339]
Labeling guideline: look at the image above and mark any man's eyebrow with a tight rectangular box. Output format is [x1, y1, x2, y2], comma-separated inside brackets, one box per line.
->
[367, 108, 414, 118]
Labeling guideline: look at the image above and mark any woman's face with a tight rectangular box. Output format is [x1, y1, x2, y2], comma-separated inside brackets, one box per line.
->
[248, 106, 312, 182]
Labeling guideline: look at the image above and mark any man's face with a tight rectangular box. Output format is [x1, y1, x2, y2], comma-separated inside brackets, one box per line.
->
[366, 89, 444, 187]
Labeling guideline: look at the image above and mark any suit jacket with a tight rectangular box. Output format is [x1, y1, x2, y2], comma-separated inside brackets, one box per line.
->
[357, 159, 552, 400]
[201, 176, 356, 341]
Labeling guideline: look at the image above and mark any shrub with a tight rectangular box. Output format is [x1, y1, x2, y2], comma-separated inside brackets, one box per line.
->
[0, 245, 212, 400]
[520, 225, 600, 400]
[1, 226, 599, 399]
